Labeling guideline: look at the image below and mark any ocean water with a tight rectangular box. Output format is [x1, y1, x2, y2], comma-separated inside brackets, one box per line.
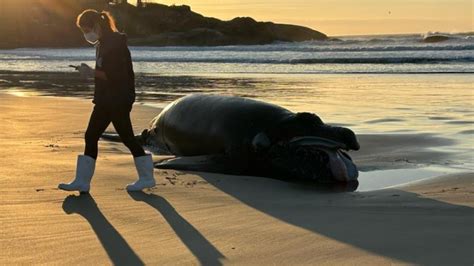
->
[0, 33, 473, 186]
[0, 33, 473, 74]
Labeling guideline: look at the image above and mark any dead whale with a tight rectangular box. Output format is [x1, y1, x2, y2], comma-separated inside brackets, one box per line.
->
[103, 94, 360, 184]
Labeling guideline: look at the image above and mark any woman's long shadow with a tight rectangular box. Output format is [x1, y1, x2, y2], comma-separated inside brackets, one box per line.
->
[128, 191, 225, 266]
[192, 172, 474, 265]
[62, 194, 144, 266]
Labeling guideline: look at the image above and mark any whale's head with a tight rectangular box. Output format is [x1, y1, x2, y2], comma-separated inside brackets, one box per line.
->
[317, 124, 360, 151]
[260, 137, 359, 184]
[258, 112, 360, 151]
[289, 112, 360, 151]
[252, 112, 360, 185]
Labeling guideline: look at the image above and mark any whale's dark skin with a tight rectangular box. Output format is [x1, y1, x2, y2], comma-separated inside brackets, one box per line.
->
[147, 94, 294, 156]
[105, 94, 360, 185]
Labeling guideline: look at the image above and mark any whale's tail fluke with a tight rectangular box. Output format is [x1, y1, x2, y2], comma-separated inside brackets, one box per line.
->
[101, 132, 144, 145]
[100, 133, 122, 142]
[101, 130, 169, 155]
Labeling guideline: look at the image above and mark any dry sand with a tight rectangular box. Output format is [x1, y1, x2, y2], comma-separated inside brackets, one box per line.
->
[0, 93, 472, 265]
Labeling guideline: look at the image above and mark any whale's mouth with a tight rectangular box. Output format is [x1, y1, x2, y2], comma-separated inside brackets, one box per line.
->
[288, 136, 359, 182]
[288, 136, 349, 150]
[266, 136, 359, 183]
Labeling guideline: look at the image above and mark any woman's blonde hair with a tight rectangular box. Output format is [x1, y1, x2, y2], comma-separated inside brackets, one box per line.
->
[76, 9, 118, 33]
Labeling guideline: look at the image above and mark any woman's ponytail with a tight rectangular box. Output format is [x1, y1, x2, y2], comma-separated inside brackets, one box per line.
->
[77, 9, 118, 33]
[99, 11, 118, 33]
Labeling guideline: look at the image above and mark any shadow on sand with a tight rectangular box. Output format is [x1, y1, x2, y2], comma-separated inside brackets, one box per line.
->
[62, 194, 144, 266]
[61, 176, 473, 265]
[62, 193, 224, 265]
[192, 172, 474, 265]
[128, 191, 225, 266]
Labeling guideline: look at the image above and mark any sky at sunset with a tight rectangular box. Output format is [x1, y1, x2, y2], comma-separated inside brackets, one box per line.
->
[147, 0, 473, 36]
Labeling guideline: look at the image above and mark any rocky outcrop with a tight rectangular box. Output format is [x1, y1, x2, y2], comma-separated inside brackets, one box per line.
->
[0, 0, 327, 48]
[422, 35, 450, 43]
[120, 4, 327, 46]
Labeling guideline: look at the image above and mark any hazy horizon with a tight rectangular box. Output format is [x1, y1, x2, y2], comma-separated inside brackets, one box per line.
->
[145, 0, 473, 36]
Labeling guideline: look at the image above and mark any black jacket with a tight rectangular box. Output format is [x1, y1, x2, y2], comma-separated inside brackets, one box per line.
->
[94, 32, 135, 108]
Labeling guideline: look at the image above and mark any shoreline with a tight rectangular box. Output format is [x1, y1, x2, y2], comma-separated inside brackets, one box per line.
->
[0, 92, 472, 264]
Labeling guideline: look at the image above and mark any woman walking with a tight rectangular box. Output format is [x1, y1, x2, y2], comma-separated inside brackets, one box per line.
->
[59, 9, 155, 192]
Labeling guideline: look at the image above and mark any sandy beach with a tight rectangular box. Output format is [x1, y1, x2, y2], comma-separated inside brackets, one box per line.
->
[0, 92, 472, 265]
[1, 0, 473, 264]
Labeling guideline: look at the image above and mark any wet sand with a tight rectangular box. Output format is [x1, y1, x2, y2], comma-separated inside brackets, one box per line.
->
[0, 93, 473, 265]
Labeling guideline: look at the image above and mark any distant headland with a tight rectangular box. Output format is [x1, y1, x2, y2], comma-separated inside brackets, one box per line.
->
[0, 0, 327, 49]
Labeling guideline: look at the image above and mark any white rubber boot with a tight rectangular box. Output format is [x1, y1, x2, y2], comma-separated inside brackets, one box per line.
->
[126, 154, 156, 191]
[58, 155, 96, 193]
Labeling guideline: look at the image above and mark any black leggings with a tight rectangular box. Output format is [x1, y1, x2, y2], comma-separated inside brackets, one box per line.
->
[84, 105, 145, 159]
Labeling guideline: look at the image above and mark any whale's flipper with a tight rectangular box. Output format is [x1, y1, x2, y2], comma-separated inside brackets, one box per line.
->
[155, 155, 246, 174]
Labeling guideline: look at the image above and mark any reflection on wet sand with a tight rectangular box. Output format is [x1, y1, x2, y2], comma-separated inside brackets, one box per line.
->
[1, 70, 473, 172]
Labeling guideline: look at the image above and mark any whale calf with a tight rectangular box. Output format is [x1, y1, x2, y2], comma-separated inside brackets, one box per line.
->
[103, 94, 360, 184]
